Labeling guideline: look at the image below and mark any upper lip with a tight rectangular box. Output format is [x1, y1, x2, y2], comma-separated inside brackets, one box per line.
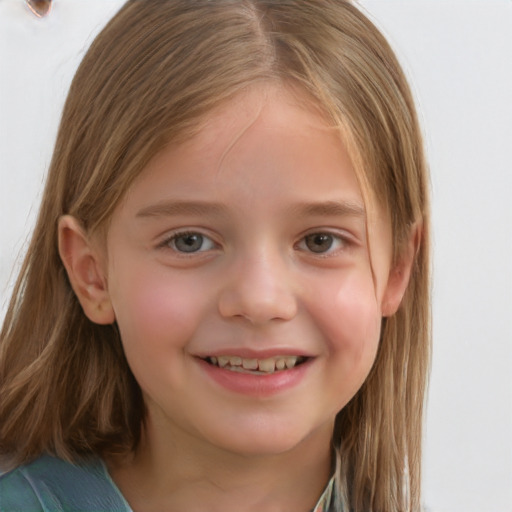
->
[192, 348, 314, 359]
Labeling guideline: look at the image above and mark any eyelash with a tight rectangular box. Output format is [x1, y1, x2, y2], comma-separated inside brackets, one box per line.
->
[158, 230, 218, 254]
[295, 231, 351, 256]
[158, 229, 351, 256]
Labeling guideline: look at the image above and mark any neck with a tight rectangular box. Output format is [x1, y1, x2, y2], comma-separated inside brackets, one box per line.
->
[108, 416, 333, 512]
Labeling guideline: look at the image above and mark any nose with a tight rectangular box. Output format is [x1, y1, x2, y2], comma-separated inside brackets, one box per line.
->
[217, 250, 298, 325]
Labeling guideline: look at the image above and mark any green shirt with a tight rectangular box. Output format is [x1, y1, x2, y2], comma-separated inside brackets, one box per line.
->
[0, 455, 338, 511]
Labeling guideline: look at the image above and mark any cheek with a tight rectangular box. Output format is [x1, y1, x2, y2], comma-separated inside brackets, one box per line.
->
[308, 271, 382, 373]
[109, 265, 209, 352]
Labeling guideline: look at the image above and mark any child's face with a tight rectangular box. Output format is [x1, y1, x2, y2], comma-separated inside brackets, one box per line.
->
[101, 84, 405, 457]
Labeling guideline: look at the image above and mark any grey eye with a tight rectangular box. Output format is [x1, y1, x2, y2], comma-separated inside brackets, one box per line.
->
[174, 234, 205, 253]
[169, 233, 216, 253]
[304, 233, 335, 253]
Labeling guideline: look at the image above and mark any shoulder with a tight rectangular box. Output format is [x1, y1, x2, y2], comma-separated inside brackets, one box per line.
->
[0, 455, 131, 512]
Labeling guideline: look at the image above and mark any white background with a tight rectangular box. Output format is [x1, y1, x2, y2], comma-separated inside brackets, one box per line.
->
[1, 1, 511, 510]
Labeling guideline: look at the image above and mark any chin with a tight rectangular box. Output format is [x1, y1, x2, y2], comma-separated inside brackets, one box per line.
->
[204, 418, 331, 459]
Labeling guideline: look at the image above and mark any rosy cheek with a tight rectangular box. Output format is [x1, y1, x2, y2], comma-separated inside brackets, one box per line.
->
[314, 274, 381, 357]
[112, 269, 204, 350]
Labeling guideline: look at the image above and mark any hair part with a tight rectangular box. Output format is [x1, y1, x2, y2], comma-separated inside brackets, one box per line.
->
[0, 1, 430, 510]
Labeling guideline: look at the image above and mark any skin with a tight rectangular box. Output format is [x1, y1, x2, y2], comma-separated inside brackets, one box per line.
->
[59, 84, 414, 512]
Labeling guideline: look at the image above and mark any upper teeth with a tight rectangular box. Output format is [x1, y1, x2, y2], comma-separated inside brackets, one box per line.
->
[207, 355, 304, 373]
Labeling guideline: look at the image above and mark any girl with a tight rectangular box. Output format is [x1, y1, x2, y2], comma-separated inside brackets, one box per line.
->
[0, 1, 430, 511]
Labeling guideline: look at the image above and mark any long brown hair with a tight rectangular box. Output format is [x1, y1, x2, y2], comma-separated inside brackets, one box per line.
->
[0, 1, 430, 510]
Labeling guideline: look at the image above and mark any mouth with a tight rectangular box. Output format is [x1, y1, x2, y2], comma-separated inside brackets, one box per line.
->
[201, 355, 309, 375]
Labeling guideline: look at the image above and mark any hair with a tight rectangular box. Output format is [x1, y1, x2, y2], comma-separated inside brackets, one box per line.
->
[0, 1, 430, 510]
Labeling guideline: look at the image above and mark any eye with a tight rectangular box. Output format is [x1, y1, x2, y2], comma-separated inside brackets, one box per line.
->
[298, 232, 346, 254]
[164, 232, 216, 253]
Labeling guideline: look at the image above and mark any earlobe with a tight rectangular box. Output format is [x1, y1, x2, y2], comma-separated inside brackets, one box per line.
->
[381, 222, 422, 317]
[58, 215, 115, 325]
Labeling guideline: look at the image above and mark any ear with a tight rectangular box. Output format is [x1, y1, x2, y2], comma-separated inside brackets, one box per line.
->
[381, 222, 422, 317]
[58, 215, 115, 325]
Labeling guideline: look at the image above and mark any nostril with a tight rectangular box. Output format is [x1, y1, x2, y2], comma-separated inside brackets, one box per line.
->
[217, 287, 298, 325]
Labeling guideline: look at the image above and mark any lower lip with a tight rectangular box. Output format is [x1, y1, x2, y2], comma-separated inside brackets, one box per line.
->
[196, 358, 312, 397]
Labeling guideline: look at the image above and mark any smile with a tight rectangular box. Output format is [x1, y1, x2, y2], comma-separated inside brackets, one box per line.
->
[203, 355, 308, 374]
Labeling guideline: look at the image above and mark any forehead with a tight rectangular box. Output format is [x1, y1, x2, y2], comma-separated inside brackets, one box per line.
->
[129, 83, 364, 206]
[193, 84, 335, 151]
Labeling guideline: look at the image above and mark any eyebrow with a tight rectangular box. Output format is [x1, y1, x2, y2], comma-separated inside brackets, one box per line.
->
[288, 200, 366, 219]
[136, 199, 365, 220]
[136, 200, 229, 218]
